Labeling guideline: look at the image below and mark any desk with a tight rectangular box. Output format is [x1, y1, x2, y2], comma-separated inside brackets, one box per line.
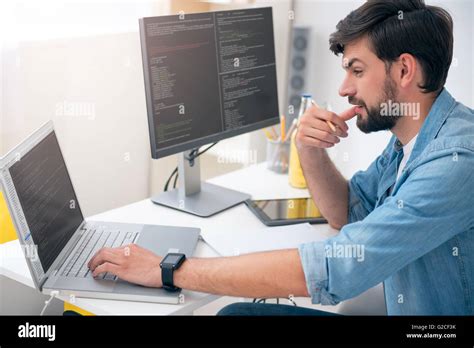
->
[0, 162, 338, 315]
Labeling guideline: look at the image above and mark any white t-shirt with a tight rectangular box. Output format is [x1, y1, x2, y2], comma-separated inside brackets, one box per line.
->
[397, 134, 418, 181]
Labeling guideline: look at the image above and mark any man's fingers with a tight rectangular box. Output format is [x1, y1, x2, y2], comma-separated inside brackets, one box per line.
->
[314, 119, 348, 137]
[301, 115, 348, 137]
[299, 135, 335, 148]
[338, 106, 359, 121]
[301, 127, 340, 144]
[309, 107, 348, 132]
[88, 248, 123, 271]
[92, 262, 121, 278]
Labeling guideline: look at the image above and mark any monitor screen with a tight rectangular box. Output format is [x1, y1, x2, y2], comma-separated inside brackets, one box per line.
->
[9, 131, 84, 272]
[140, 7, 279, 158]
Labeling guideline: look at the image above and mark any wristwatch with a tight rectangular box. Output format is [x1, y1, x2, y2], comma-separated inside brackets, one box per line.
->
[160, 253, 186, 292]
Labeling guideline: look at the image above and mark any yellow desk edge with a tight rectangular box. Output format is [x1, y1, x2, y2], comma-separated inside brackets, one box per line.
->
[0, 191, 17, 244]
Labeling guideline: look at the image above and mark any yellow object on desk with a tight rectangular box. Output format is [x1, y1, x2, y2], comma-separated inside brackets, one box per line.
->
[0, 191, 17, 243]
[288, 129, 307, 188]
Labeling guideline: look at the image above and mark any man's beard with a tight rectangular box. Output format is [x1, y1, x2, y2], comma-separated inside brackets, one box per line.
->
[351, 77, 402, 133]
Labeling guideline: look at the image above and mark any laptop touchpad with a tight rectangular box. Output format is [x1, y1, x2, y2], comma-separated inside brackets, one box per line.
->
[135, 224, 199, 257]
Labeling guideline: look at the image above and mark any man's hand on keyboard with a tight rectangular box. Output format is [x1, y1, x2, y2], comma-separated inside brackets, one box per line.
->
[87, 244, 163, 288]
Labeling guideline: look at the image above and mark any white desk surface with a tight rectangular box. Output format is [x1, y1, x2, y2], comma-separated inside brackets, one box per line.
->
[0, 162, 335, 315]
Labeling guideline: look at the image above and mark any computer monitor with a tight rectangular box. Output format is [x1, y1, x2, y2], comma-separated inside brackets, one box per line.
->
[139, 7, 279, 217]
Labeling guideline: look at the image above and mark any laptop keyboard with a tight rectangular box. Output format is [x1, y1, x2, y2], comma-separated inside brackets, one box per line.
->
[61, 228, 138, 280]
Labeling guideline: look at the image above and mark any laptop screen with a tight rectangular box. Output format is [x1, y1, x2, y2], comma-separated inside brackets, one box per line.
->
[9, 131, 84, 272]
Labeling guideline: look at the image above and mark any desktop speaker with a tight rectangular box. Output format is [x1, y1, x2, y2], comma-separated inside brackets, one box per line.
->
[286, 26, 311, 127]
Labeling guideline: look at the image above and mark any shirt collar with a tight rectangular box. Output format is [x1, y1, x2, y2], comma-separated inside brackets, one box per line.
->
[392, 88, 456, 156]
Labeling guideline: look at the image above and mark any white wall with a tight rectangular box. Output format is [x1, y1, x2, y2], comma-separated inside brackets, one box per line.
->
[1, 33, 151, 216]
[1, 1, 170, 216]
[293, 0, 473, 178]
[431, 0, 474, 107]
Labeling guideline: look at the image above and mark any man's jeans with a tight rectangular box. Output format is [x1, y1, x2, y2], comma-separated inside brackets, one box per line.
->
[217, 302, 340, 316]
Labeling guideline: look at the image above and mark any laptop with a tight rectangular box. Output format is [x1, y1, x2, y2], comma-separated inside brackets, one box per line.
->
[0, 121, 200, 304]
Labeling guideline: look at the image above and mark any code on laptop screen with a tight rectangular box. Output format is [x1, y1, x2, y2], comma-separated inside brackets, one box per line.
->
[9, 131, 84, 272]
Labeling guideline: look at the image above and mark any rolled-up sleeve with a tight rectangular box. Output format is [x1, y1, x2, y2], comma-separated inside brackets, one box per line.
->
[297, 241, 335, 304]
[298, 145, 474, 305]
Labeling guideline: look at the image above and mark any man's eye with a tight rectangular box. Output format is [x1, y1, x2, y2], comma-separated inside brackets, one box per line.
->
[353, 70, 363, 76]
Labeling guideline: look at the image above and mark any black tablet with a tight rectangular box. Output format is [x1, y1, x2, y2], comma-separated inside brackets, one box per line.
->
[245, 198, 327, 226]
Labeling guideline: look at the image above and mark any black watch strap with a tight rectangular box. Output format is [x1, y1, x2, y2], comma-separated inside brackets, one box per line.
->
[161, 264, 180, 292]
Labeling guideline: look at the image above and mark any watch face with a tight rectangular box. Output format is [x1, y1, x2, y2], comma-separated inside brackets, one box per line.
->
[163, 253, 183, 265]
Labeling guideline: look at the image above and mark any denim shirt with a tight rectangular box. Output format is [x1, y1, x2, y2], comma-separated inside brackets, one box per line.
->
[298, 89, 474, 315]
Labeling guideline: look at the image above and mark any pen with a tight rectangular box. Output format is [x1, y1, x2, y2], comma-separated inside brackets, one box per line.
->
[311, 100, 337, 133]
[283, 119, 298, 143]
[280, 115, 286, 142]
[263, 128, 274, 140]
[269, 126, 278, 140]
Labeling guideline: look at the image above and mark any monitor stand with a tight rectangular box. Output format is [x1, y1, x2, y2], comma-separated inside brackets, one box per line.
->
[151, 151, 251, 217]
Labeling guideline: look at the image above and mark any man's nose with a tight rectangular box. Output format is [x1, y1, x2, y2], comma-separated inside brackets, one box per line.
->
[339, 77, 356, 97]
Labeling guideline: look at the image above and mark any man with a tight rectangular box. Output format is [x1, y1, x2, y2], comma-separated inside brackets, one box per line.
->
[88, 0, 473, 315]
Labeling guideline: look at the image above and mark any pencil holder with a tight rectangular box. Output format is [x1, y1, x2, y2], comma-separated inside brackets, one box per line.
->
[266, 139, 290, 174]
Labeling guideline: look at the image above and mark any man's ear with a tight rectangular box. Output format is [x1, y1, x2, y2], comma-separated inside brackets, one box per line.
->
[396, 53, 417, 89]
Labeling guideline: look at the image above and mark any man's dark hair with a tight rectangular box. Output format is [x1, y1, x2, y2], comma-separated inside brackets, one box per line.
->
[329, 0, 453, 94]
